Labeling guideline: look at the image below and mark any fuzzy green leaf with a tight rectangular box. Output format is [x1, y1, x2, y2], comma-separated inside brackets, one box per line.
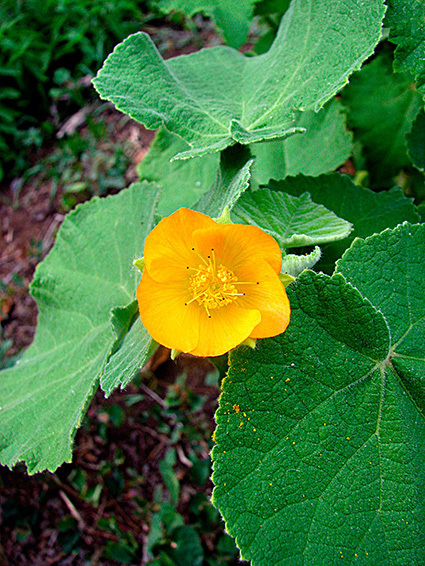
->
[212, 223, 425, 565]
[101, 302, 156, 398]
[232, 188, 352, 249]
[137, 128, 219, 216]
[270, 173, 420, 271]
[341, 52, 422, 186]
[194, 145, 253, 219]
[0, 182, 159, 473]
[94, 0, 385, 158]
[251, 98, 352, 186]
[386, 0, 425, 96]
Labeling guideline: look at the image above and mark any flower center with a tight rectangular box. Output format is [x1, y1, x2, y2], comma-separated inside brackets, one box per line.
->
[185, 248, 258, 317]
[188, 262, 241, 317]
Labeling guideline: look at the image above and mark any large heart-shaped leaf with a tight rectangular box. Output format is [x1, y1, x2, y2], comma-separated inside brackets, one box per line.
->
[94, 0, 385, 158]
[0, 182, 159, 473]
[212, 222, 425, 565]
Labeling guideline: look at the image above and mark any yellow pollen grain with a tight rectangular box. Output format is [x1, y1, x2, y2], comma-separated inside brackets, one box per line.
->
[285, 378, 290, 382]
[233, 404, 240, 413]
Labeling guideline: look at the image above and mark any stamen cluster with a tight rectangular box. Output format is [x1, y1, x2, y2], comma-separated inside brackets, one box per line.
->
[188, 261, 240, 316]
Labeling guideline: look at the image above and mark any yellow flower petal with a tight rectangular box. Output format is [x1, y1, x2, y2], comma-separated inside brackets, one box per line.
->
[189, 303, 261, 357]
[144, 208, 217, 282]
[136, 268, 200, 352]
[236, 260, 291, 338]
[193, 223, 282, 274]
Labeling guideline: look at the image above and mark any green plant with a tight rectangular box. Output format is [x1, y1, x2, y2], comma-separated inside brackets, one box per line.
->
[1, 1, 425, 564]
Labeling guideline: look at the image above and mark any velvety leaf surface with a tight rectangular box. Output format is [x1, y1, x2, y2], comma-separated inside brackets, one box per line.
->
[341, 52, 422, 186]
[251, 99, 352, 186]
[386, 0, 425, 96]
[101, 302, 156, 398]
[153, 0, 256, 48]
[270, 173, 420, 271]
[0, 182, 159, 473]
[194, 145, 253, 218]
[94, 0, 385, 158]
[212, 223, 425, 565]
[407, 108, 425, 173]
[137, 128, 218, 216]
[232, 188, 352, 249]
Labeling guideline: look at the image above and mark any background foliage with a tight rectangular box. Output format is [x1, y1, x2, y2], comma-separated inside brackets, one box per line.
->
[0, 0, 151, 182]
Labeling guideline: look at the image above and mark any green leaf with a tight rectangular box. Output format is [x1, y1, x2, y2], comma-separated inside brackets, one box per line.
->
[407, 108, 425, 173]
[254, 0, 291, 16]
[212, 223, 425, 565]
[337, 222, 425, 364]
[0, 182, 159, 473]
[194, 145, 253, 218]
[270, 173, 420, 271]
[251, 98, 352, 187]
[160, 449, 180, 508]
[101, 304, 157, 398]
[137, 128, 218, 216]
[341, 52, 422, 186]
[284, 245, 321, 277]
[153, 0, 256, 49]
[168, 526, 204, 566]
[386, 0, 425, 96]
[94, 0, 385, 158]
[232, 188, 352, 249]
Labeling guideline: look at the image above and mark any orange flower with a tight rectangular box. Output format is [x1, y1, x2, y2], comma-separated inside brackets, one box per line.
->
[136, 208, 290, 357]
